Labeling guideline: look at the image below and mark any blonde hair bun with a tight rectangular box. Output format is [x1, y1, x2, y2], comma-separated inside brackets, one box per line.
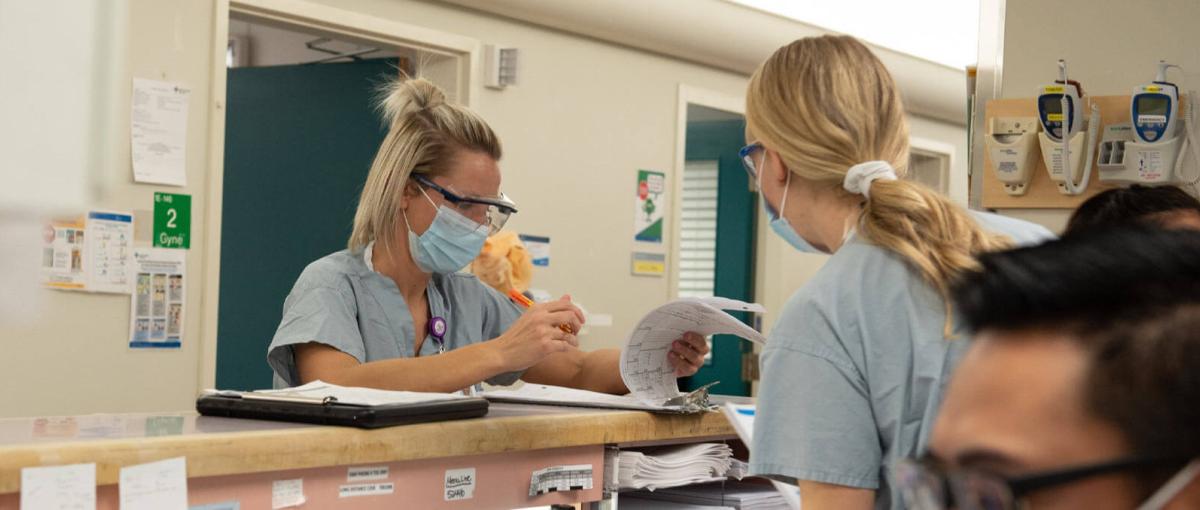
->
[378, 77, 446, 127]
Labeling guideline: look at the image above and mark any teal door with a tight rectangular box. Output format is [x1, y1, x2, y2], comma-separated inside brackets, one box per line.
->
[678, 112, 757, 397]
[216, 58, 397, 390]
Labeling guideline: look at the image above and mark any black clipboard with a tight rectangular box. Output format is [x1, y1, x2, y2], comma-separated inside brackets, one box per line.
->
[196, 392, 489, 429]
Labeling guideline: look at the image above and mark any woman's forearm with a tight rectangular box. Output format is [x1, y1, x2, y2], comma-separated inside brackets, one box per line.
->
[297, 341, 508, 393]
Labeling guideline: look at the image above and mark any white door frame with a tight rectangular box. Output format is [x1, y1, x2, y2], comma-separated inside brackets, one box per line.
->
[668, 84, 746, 301]
[199, 0, 482, 389]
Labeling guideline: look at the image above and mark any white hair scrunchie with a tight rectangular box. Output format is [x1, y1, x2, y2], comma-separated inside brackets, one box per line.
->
[843, 161, 897, 199]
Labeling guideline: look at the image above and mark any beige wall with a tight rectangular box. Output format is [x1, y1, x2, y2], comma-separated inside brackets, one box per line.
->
[1, 0, 969, 417]
[991, 0, 1200, 232]
[1, 0, 216, 417]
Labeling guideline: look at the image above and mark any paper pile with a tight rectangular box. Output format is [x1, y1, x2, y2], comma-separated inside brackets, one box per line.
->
[204, 380, 468, 407]
[616, 443, 737, 491]
[624, 481, 792, 510]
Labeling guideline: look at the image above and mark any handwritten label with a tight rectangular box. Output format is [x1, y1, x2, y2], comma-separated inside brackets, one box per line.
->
[271, 479, 305, 509]
[347, 465, 389, 482]
[338, 483, 394, 498]
[119, 457, 187, 510]
[444, 468, 476, 501]
[21, 463, 96, 510]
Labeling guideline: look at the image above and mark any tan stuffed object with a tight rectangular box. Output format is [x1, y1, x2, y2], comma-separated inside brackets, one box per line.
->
[470, 231, 533, 294]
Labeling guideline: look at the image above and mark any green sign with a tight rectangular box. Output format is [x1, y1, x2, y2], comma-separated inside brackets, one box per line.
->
[153, 192, 191, 249]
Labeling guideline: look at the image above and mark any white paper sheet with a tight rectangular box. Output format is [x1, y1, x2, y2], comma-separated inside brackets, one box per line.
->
[21, 463, 96, 510]
[131, 78, 189, 186]
[621, 297, 765, 405]
[212, 380, 468, 407]
[483, 383, 685, 413]
[84, 211, 134, 294]
[119, 457, 188, 510]
[129, 248, 185, 349]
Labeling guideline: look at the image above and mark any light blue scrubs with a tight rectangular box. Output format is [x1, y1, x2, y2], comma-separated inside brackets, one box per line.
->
[266, 244, 525, 389]
[749, 212, 1054, 510]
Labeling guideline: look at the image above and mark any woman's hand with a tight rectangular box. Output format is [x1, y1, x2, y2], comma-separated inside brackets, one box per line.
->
[667, 332, 710, 377]
[494, 296, 585, 372]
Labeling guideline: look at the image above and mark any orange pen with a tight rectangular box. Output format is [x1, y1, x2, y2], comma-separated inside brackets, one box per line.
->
[508, 289, 576, 335]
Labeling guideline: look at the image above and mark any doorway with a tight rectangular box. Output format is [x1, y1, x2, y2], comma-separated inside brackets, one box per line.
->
[673, 100, 757, 397]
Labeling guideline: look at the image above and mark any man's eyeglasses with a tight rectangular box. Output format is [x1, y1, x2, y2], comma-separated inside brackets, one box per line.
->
[739, 142, 763, 192]
[894, 454, 1191, 510]
[413, 174, 517, 235]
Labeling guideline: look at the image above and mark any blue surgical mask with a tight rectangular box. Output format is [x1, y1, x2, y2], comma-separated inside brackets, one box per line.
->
[762, 169, 826, 254]
[405, 188, 488, 274]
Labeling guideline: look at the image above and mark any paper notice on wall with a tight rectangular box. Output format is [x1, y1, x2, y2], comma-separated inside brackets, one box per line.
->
[21, 463, 96, 510]
[518, 234, 550, 267]
[131, 78, 190, 186]
[85, 211, 134, 293]
[633, 169, 666, 243]
[42, 219, 87, 290]
[119, 457, 188, 510]
[129, 248, 185, 349]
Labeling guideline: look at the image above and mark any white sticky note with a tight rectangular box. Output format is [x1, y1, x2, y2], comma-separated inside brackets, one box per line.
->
[337, 482, 394, 498]
[119, 457, 187, 510]
[21, 463, 96, 510]
[444, 468, 476, 501]
[271, 479, 305, 509]
[346, 465, 389, 482]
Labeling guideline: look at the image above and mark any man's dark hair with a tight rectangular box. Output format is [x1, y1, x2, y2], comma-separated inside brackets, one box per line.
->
[953, 228, 1200, 490]
[1066, 184, 1200, 235]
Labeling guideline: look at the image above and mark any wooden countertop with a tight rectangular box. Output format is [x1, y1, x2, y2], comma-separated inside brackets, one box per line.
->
[0, 403, 737, 493]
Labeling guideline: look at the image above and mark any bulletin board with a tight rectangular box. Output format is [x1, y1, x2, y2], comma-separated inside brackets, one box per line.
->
[980, 96, 1133, 209]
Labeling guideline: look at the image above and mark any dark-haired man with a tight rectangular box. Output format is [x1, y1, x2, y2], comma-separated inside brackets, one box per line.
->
[897, 228, 1200, 509]
[1066, 184, 1200, 235]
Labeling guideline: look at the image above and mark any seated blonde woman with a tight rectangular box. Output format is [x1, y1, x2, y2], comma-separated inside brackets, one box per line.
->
[266, 78, 708, 394]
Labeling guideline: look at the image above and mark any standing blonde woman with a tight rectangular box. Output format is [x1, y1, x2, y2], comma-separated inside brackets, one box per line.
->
[266, 77, 709, 393]
[744, 36, 1053, 509]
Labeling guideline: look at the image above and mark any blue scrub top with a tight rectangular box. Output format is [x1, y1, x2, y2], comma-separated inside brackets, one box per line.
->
[749, 212, 1054, 510]
[266, 244, 525, 389]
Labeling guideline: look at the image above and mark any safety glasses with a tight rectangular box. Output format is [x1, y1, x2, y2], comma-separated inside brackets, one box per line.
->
[739, 142, 764, 192]
[894, 454, 1190, 510]
[413, 174, 517, 235]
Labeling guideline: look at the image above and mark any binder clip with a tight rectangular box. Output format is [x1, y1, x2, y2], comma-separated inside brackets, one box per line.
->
[662, 381, 720, 413]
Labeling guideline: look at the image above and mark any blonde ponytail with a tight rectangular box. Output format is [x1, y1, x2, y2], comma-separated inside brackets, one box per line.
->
[348, 76, 501, 252]
[747, 35, 1010, 303]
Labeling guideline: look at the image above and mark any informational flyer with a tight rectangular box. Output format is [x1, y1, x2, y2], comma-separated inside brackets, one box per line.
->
[634, 169, 666, 243]
[42, 211, 133, 293]
[131, 78, 190, 186]
[518, 234, 550, 267]
[129, 248, 185, 349]
[85, 211, 134, 293]
[42, 219, 87, 290]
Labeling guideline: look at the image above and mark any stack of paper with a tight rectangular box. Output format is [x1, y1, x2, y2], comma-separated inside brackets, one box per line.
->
[204, 380, 468, 406]
[624, 481, 791, 510]
[616, 443, 736, 491]
[482, 383, 690, 413]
